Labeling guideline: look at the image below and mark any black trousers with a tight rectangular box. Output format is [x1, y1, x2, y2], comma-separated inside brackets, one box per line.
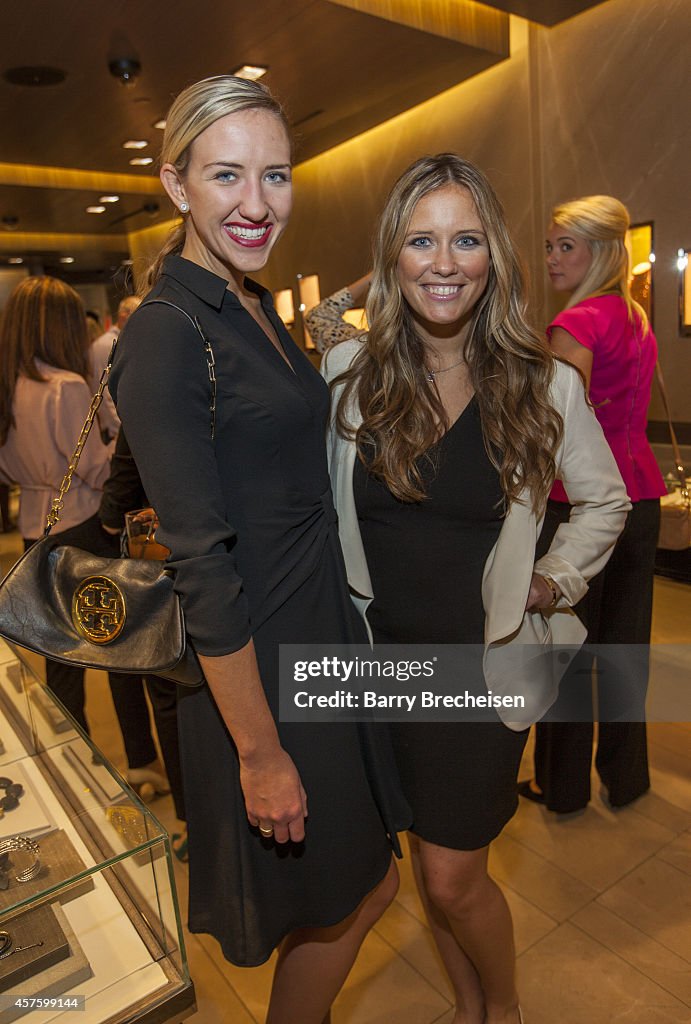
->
[532, 498, 660, 812]
[109, 674, 186, 820]
[26, 515, 186, 820]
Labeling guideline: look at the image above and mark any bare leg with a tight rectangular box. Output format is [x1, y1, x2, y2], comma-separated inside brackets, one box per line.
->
[265, 858, 398, 1024]
[408, 834, 485, 1024]
[416, 838, 520, 1024]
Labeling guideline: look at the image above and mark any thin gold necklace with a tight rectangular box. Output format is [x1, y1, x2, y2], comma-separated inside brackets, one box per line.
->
[425, 356, 465, 383]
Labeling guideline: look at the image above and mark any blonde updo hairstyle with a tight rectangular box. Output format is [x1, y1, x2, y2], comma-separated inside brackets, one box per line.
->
[550, 194, 647, 328]
[141, 75, 291, 293]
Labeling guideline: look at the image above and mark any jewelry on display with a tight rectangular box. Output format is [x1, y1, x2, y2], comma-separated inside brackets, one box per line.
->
[0, 852, 10, 889]
[0, 776, 24, 814]
[106, 804, 149, 846]
[0, 836, 41, 883]
[0, 929, 44, 960]
[258, 826, 274, 837]
[541, 574, 559, 607]
[425, 356, 465, 383]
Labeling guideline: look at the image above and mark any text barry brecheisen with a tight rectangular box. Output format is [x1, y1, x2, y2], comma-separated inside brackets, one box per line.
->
[291, 656, 524, 711]
[293, 690, 524, 710]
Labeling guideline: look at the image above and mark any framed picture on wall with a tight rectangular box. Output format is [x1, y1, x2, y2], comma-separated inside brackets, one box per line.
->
[628, 221, 654, 326]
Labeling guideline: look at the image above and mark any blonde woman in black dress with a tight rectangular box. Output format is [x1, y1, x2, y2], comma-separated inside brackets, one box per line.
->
[109, 76, 406, 1024]
[324, 154, 629, 1024]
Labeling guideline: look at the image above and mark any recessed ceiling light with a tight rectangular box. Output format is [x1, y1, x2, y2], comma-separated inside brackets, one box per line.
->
[59, 256, 75, 264]
[122, 139, 149, 149]
[230, 64, 268, 81]
[99, 195, 120, 203]
[7, 257, 23, 264]
[86, 205, 106, 214]
[129, 157, 154, 166]
[153, 118, 166, 130]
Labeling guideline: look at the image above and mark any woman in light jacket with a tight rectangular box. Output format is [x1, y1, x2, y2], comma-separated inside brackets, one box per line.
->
[323, 154, 629, 1024]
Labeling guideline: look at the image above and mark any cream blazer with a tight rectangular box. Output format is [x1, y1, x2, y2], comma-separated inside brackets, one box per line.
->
[322, 339, 631, 730]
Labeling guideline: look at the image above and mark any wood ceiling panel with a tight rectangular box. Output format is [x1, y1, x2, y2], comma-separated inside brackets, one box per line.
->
[0, 0, 507, 170]
[0, 0, 315, 171]
[1, 0, 609, 277]
[478, 0, 608, 26]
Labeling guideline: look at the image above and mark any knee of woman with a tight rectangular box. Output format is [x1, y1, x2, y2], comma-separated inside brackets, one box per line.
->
[423, 867, 486, 918]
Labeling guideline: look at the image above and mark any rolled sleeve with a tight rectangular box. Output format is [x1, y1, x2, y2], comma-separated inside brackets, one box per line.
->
[547, 305, 598, 352]
[109, 303, 251, 656]
[305, 289, 363, 354]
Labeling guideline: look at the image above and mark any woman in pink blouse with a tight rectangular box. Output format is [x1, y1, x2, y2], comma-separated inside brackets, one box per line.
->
[519, 195, 666, 813]
[0, 277, 116, 731]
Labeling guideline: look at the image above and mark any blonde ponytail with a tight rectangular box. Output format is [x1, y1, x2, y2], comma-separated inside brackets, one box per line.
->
[138, 223, 186, 294]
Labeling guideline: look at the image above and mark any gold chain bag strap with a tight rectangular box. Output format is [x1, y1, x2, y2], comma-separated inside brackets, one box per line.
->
[0, 300, 215, 686]
[655, 360, 691, 551]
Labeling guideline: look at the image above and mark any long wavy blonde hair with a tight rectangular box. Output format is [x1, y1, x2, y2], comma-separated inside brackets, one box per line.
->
[551, 194, 648, 329]
[140, 75, 291, 294]
[333, 154, 563, 510]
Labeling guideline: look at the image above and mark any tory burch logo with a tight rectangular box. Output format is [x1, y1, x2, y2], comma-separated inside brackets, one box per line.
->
[72, 576, 126, 644]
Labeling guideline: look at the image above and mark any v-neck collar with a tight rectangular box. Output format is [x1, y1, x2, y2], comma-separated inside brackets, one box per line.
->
[233, 294, 299, 379]
[161, 253, 305, 383]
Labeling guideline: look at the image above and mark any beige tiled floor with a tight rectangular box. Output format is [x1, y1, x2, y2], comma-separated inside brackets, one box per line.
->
[2, 527, 689, 1024]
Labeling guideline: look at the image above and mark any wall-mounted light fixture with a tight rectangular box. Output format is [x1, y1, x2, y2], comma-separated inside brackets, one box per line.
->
[678, 248, 691, 337]
[297, 274, 321, 349]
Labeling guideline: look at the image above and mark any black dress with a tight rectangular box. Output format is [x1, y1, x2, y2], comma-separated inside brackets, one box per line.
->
[354, 397, 528, 851]
[109, 256, 398, 966]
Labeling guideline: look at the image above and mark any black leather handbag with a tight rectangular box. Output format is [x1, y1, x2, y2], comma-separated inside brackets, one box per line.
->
[0, 301, 211, 687]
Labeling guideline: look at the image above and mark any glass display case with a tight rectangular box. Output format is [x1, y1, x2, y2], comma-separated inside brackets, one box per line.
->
[0, 640, 195, 1023]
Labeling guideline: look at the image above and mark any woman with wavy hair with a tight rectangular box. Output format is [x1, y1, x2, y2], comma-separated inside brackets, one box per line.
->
[518, 196, 666, 814]
[324, 155, 629, 1024]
